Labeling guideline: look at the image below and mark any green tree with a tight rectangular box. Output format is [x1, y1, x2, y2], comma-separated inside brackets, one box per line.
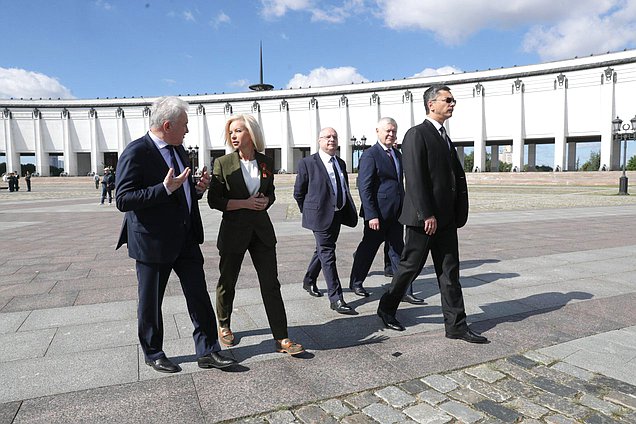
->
[463, 151, 474, 171]
[580, 151, 600, 171]
[627, 155, 636, 171]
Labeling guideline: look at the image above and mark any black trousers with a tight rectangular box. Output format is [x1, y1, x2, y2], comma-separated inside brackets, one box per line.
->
[136, 238, 219, 361]
[216, 231, 288, 340]
[378, 225, 468, 334]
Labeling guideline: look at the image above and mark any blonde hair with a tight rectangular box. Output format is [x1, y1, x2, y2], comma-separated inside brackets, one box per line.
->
[224, 114, 265, 152]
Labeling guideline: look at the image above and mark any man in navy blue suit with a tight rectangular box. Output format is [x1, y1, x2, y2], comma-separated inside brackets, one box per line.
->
[349, 117, 425, 304]
[116, 96, 236, 373]
[294, 127, 358, 314]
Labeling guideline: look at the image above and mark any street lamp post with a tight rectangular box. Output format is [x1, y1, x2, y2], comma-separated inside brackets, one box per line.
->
[187, 145, 199, 181]
[611, 115, 636, 195]
[351, 135, 366, 172]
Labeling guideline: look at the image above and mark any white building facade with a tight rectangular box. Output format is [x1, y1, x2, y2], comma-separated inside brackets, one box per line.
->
[2, 49, 636, 176]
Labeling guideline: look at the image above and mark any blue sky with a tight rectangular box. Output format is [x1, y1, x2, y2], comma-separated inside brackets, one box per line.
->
[2, 0, 636, 164]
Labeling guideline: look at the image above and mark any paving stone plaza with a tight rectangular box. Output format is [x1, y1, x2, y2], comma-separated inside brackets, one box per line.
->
[0, 173, 635, 423]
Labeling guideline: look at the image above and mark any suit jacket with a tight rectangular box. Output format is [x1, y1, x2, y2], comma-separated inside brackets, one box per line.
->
[294, 153, 358, 231]
[399, 119, 469, 230]
[357, 142, 404, 222]
[115, 133, 204, 263]
[207, 151, 277, 253]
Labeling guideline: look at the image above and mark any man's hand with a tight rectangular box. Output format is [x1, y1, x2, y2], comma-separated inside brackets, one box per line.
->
[164, 167, 191, 193]
[424, 216, 437, 236]
[368, 218, 381, 231]
[195, 170, 210, 194]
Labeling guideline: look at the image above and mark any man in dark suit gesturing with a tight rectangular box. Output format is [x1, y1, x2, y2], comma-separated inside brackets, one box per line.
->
[349, 117, 424, 303]
[116, 96, 236, 373]
[294, 127, 358, 314]
[377, 85, 488, 344]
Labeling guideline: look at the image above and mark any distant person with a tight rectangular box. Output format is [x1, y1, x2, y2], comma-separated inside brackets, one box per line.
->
[94, 173, 100, 189]
[349, 117, 424, 303]
[100, 169, 114, 204]
[293, 127, 358, 314]
[115, 96, 235, 373]
[207, 114, 304, 356]
[14, 172, 19, 191]
[25, 172, 32, 191]
[7, 172, 16, 192]
[377, 85, 488, 344]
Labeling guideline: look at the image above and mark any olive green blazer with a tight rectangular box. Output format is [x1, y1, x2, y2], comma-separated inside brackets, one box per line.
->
[207, 151, 277, 253]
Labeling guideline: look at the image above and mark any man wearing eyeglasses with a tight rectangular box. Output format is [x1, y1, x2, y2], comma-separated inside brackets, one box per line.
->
[294, 127, 359, 314]
[377, 85, 488, 344]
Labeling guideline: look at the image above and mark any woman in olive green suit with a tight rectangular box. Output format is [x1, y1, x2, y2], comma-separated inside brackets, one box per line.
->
[207, 114, 303, 356]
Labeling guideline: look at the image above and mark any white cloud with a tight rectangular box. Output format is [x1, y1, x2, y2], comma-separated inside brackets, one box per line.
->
[411, 66, 462, 78]
[0, 67, 74, 99]
[260, 0, 312, 19]
[162, 78, 177, 85]
[375, 0, 636, 60]
[211, 11, 231, 27]
[287, 66, 368, 88]
[94, 0, 113, 11]
[229, 79, 250, 88]
[259, 0, 363, 23]
[183, 10, 195, 22]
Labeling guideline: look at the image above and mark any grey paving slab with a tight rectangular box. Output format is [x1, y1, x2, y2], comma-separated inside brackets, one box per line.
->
[193, 357, 317, 422]
[0, 401, 20, 424]
[0, 280, 57, 298]
[19, 300, 137, 331]
[0, 345, 138, 403]
[0, 328, 56, 362]
[12, 375, 205, 424]
[0, 311, 29, 334]
[1, 290, 79, 313]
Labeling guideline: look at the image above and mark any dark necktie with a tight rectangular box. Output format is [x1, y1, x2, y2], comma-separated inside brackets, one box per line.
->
[166, 145, 182, 175]
[439, 126, 451, 150]
[386, 148, 398, 174]
[331, 157, 344, 210]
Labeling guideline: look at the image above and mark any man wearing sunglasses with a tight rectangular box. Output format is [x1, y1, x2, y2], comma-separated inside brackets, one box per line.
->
[377, 85, 488, 344]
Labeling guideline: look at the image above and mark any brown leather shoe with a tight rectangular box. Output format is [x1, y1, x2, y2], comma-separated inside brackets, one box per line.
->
[219, 327, 235, 347]
[275, 338, 305, 356]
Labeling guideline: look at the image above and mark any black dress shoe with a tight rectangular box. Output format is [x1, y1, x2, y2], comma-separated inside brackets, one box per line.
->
[377, 309, 405, 331]
[446, 329, 489, 344]
[197, 352, 237, 369]
[384, 267, 394, 278]
[145, 357, 181, 373]
[350, 286, 370, 297]
[402, 294, 426, 304]
[330, 299, 355, 315]
[303, 283, 323, 297]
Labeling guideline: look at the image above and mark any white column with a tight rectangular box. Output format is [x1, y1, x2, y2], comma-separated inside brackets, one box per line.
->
[339, 95, 352, 170]
[143, 106, 151, 133]
[511, 79, 525, 172]
[2, 108, 18, 174]
[473, 83, 485, 172]
[116, 107, 126, 157]
[553, 73, 568, 172]
[33, 109, 49, 176]
[61, 109, 77, 176]
[280, 100, 293, 173]
[309, 97, 319, 154]
[403, 90, 414, 128]
[223, 103, 234, 154]
[196, 104, 210, 172]
[370, 93, 381, 123]
[600, 67, 617, 170]
[89, 108, 101, 174]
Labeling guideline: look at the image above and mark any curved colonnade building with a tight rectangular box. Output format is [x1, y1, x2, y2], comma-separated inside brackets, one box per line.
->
[1, 49, 636, 176]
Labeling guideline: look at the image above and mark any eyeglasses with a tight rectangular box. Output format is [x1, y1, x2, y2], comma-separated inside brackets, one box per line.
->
[433, 97, 457, 104]
[320, 135, 338, 140]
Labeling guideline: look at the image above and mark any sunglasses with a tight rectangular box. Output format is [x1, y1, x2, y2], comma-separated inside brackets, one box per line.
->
[433, 97, 457, 104]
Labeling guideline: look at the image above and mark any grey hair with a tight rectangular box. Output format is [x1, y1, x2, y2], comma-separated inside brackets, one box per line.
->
[423, 85, 451, 114]
[149, 96, 189, 129]
[377, 117, 397, 129]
